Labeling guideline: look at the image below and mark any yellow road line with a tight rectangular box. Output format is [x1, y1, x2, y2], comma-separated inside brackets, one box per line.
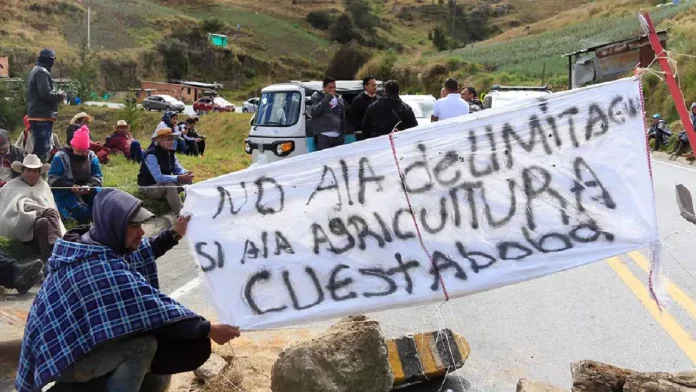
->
[628, 251, 696, 323]
[606, 257, 696, 364]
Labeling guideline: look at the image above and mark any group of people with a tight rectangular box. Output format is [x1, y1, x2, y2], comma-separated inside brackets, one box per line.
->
[2, 48, 240, 392]
[649, 104, 696, 161]
[308, 76, 481, 151]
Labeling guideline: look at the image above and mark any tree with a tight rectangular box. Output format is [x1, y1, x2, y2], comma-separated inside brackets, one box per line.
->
[118, 95, 141, 132]
[157, 38, 190, 80]
[307, 10, 333, 30]
[70, 39, 97, 102]
[330, 13, 358, 44]
[431, 25, 448, 51]
[0, 76, 26, 131]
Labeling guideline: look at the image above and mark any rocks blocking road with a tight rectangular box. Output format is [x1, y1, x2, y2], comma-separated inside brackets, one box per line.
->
[271, 316, 393, 392]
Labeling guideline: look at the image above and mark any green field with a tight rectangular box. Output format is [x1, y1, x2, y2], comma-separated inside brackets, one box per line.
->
[186, 5, 333, 62]
[445, 1, 696, 78]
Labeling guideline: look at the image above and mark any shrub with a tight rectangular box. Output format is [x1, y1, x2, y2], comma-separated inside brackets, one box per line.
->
[345, 0, 380, 33]
[326, 42, 371, 80]
[431, 25, 448, 51]
[307, 10, 333, 30]
[202, 17, 226, 33]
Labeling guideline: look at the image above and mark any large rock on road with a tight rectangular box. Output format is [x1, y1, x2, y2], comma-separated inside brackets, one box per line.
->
[271, 316, 393, 392]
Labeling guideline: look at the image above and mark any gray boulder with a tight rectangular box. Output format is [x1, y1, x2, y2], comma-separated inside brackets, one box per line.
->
[271, 316, 393, 392]
[194, 353, 228, 382]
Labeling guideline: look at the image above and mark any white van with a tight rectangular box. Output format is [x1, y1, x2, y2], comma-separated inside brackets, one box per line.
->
[244, 80, 382, 165]
[483, 85, 552, 109]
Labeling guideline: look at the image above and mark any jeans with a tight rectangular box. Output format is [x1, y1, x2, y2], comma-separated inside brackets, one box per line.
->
[130, 140, 144, 163]
[57, 335, 158, 392]
[317, 134, 345, 151]
[29, 121, 54, 163]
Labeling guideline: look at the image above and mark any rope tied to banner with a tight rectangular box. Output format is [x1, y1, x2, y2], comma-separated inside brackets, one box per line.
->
[387, 127, 450, 302]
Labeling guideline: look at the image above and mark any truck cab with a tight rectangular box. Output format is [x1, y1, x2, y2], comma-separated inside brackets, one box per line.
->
[244, 80, 382, 165]
[483, 85, 552, 109]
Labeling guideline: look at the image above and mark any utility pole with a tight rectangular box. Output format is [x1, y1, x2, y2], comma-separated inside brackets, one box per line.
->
[450, 0, 456, 42]
[87, 7, 91, 49]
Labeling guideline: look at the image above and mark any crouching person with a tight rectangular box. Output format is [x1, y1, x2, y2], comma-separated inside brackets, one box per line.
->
[138, 128, 193, 215]
[0, 155, 66, 263]
[15, 189, 241, 392]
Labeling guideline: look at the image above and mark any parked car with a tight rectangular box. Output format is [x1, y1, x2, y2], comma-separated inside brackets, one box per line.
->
[242, 98, 260, 113]
[194, 97, 236, 114]
[483, 85, 552, 109]
[142, 95, 185, 112]
[213, 97, 236, 112]
[400, 94, 437, 127]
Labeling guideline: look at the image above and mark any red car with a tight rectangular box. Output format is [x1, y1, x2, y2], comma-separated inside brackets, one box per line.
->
[193, 97, 236, 114]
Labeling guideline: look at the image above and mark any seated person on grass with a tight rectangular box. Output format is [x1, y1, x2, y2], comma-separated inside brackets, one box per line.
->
[16, 189, 241, 392]
[48, 126, 103, 224]
[181, 118, 206, 157]
[0, 251, 43, 294]
[1, 128, 25, 188]
[105, 120, 144, 163]
[0, 154, 66, 264]
[138, 127, 193, 215]
[66, 112, 111, 164]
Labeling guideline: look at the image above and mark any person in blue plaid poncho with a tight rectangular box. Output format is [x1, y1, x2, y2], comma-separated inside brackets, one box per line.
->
[16, 188, 240, 392]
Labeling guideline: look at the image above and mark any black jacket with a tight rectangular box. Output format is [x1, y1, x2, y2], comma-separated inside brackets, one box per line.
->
[362, 96, 419, 139]
[348, 91, 379, 134]
[26, 62, 63, 119]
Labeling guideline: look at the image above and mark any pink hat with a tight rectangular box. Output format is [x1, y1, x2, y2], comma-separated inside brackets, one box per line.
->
[70, 126, 91, 150]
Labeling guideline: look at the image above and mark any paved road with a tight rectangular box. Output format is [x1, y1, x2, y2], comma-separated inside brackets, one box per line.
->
[83, 101, 246, 117]
[3, 156, 696, 391]
[158, 156, 696, 391]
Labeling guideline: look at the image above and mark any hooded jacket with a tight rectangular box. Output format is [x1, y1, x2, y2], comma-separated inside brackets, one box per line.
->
[690, 103, 696, 131]
[362, 96, 419, 139]
[26, 60, 63, 119]
[307, 91, 346, 137]
[16, 189, 211, 392]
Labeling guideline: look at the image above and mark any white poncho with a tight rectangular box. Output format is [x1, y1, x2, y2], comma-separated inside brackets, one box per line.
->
[0, 177, 66, 242]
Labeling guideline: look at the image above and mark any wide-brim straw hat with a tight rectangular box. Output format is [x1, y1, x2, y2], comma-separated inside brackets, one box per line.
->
[154, 127, 180, 139]
[70, 112, 94, 124]
[11, 154, 51, 174]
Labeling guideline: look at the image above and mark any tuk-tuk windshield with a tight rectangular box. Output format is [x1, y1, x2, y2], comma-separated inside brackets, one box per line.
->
[254, 91, 302, 127]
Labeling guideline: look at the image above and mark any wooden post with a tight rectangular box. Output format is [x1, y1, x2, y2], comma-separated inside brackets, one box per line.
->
[640, 11, 696, 152]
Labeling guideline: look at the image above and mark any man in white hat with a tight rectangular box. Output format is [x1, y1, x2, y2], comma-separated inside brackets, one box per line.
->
[0, 154, 66, 263]
[105, 119, 144, 163]
[66, 111, 111, 164]
[137, 127, 194, 214]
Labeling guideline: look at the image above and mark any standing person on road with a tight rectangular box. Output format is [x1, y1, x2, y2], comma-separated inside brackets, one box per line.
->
[431, 78, 470, 122]
[48, 126, 103, 224]
[26, 49, 66, 163]
[348, 76, 379, 141]
[461, 86, 483, 112]
[362, 80, 418, 139]
[16, 189, 241, 392]
[138, 127, 193, 215]
[308, 77, 347, 151]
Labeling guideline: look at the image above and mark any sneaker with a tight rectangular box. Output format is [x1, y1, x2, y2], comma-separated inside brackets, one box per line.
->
[13, 259, 44, 294]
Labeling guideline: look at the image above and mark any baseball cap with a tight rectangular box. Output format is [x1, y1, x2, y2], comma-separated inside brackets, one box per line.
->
[130, 206, 155, 224]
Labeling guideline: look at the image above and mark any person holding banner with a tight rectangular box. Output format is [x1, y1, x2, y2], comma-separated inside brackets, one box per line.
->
[16, 189, 241, 392]
[138, 127, 193, 215]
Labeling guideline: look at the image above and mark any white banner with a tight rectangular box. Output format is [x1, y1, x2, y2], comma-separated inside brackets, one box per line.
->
[183, 77, 658, 330]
